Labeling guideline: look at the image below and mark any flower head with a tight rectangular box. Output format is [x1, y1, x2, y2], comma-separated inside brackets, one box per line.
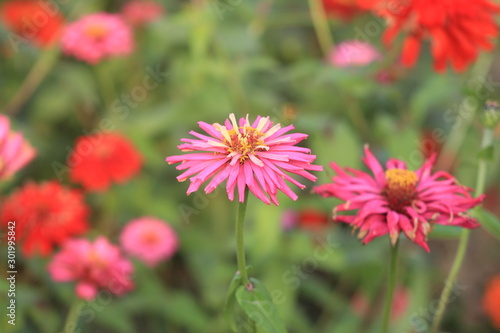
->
[366, 0, 499, 72]
[62, 13, 134, 64]
[69, 133, 142, 192]
[48, 237, 134, 300]
[314, 146, 484, 251]
[120, 217, 179, 267]
[1, 0, 64, 48]
[166, 114, 322, 205]
[122, 1, 164, 26]
[0, 181, 89, 256]
[328, 41, 381, 67]
[0, 115, 36, 180]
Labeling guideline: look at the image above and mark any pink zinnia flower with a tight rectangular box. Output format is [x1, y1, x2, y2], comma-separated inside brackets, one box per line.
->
[166, 114, 322, 205]
[314, 146, 484, 251]
[120, 217, 178, 267]
[122, 1, 164, 26]
[0, 115, 36, 180]
[61, 13, 134, 64]
[328, 41, 381, 67]
[48, 237, 134, 300]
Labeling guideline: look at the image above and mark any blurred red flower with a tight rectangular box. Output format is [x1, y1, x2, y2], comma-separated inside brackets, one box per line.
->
[0, 181, 89, 257]
[298, 208, 330, 231]
[483, 275, 500, 329]
[69, 133, 142, 192]
[321, 0, 367, 20]
[366, 0, 499, 72]
[0, 0, 64, 48]
[420, 128, 443, 160]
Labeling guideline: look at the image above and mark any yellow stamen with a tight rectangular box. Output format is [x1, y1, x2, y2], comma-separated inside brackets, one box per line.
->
[383, 169, 418, 213]
[85, 25, 107, 39]
[385, 169, 418, 190]
[218, 123, 269, 164]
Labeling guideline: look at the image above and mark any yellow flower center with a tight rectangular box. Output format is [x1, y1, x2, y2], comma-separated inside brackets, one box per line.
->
[383, 169, 418, 212]
[141, 231, 160, 245]
[85, 25, 108, 39]
[224, 126, 268, 163]
[87, 250, 107, 268]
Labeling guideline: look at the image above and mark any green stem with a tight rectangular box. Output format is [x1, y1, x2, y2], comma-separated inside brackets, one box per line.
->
[94, 63, 117, 109]
[307, 0, 334, 56]
[474, 128, 494, 197]
[381, 241, 399, 333]
[4, 47, 60, 115]
[236, 188, 250, 287]
[431, 127, 493, 333]
[63, 299, 84, 333]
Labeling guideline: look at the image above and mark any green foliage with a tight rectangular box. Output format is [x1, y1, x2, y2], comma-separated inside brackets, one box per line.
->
[2, 0, 500, 332]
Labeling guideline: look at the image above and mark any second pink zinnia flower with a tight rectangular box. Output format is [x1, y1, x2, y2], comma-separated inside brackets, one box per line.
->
[314, 146, 484, 252]
[48, 237, 134, 300]
[62, 13, 134, 64]
[166, 114, 322, 205]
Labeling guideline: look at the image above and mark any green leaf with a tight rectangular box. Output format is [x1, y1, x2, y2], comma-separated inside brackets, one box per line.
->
[474, 208, 500, 240]
[224, 272, 242, 331]
[235, 278, 287, 333]
[428, 224, 463, 239]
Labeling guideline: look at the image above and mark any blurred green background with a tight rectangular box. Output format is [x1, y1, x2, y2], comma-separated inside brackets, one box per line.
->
[1, 0, 500, 332]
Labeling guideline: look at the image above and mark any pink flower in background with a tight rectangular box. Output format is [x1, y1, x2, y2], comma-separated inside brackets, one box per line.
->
[328, 41, 381, 67]
[314, 146, 484, 252]
[61, 13, 134, 64]
[48, 237, 134, 300]
[166, 114, 322, 205]
[120, 217, 178, 267]
[0, 115, 36, 180]
[282, 209, 298, 231]
[122, 1, 164, 26]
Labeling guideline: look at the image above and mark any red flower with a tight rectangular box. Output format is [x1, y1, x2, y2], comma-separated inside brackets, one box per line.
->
[298, 208, 330, 230]
[0, 181, 89, 257]
[322, 0, 367, 20]
[1, 0, 64, 48]
[69, 133, 142, 192]
[366, 0, 499, 72]
[314, 146, 484, 251]
[420, 128, 443, 160]
[483, 275, 500, 330]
